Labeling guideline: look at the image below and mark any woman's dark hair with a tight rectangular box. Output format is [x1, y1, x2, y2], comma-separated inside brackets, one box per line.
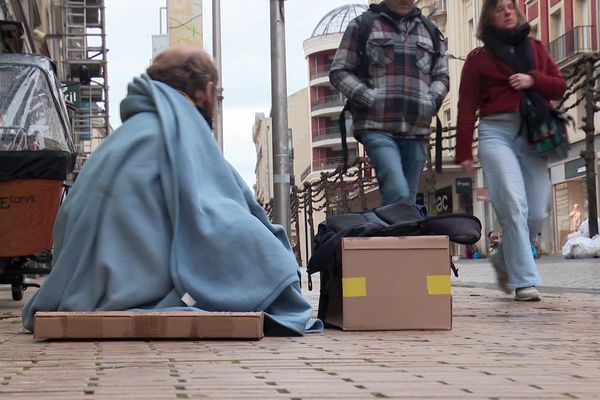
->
[476, 0, 527, 40]
[146, 48, 218, 99]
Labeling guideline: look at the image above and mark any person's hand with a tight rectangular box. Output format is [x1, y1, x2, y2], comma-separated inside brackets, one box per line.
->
[508, 73, 535, 90]
[460, 159, 473, 173]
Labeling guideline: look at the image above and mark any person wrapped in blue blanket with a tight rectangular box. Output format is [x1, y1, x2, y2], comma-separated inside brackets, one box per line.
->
[22, 46, 322, 336]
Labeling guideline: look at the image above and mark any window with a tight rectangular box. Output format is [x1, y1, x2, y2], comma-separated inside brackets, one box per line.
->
[530, 23, 539, 39]
[550, 10, 563, 41]
[444, 109, 451, 125]
[468, 19, 475, 50]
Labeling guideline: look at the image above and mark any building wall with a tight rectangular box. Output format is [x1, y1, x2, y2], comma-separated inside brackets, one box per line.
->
[252, 113, 273, 206]
[253, 88, 310, 204]
[0, 0, 53, 56]
[288, 87, 311, 188]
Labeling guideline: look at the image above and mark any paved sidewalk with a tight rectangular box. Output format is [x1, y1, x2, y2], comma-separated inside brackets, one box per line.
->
[454, 254, 600, 293]
[0, 257, 599, 399]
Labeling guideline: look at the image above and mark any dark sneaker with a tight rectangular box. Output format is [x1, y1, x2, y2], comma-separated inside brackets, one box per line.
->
[490, 253, 511, 294]
[515, 286, 541, 301]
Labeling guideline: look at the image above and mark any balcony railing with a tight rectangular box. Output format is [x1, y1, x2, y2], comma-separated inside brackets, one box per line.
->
[313, 155, 358, 172]
[310, 63, 332, 80]
[312, 126, 342, 142]
[311, 94, 345, 111]
[548, 25, 594, 64]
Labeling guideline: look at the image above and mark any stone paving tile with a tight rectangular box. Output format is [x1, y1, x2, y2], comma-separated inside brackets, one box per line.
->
[1, 278, 599, 399]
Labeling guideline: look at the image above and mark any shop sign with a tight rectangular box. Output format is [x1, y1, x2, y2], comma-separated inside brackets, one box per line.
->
[565, 158, 586, 180]
[435, 186, 453, 215]
[62, 82, 80, 108]
[455, 177, 472, 194]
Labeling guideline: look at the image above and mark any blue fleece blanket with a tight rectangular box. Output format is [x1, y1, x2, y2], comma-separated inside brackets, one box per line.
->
[22, 75, 322, 336]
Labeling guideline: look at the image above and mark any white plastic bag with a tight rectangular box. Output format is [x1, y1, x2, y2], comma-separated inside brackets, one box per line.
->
[562, 234, 600, 258]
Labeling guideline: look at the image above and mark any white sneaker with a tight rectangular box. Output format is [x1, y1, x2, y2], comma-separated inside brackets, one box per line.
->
[515, 286, 541, 301]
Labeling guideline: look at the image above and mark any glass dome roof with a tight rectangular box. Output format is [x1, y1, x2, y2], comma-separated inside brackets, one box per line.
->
[311, 4, 368, 38]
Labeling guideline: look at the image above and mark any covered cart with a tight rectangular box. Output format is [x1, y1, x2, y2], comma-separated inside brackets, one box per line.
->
[0, 53, 75, 300]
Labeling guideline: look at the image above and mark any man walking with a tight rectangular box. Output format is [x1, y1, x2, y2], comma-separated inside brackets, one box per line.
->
[330, 0, 449, 206]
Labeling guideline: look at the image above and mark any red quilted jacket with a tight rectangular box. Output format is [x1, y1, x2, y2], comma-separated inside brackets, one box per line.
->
[455, 38, 567, 163]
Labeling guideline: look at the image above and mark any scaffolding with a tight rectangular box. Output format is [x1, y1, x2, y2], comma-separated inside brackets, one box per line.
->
[60, 0, 109, 171]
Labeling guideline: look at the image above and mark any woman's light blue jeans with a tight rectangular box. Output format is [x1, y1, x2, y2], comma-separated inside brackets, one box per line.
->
[478, 113, 550, 289]
[361, 131, 428, 206]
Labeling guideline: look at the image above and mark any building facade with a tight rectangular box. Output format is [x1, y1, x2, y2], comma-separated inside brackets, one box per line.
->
[252, 112, 273, 205]
[253, 88, 310, 259]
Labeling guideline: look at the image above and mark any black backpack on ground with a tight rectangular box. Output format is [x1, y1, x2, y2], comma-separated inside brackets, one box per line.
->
[336, 4, 445, 173]
[306, 202, 482, 322]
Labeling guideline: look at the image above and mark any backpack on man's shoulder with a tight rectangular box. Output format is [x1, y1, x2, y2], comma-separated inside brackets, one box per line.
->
[337, 4, 445, 173]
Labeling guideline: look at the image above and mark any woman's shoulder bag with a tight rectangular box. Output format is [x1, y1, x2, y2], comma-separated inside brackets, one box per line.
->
[528, 107, 571, 162]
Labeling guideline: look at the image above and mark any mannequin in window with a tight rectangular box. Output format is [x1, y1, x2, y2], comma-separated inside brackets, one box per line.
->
[569, 203, 581, 232]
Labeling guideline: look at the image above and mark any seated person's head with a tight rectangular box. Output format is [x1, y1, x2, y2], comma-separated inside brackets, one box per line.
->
[146, 46, 219, 121]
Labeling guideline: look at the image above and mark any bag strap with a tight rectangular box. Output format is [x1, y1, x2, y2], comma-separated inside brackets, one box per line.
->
[337, 9, 376, 173]
[435, 115, 442, 173]
[450, 259, 459, 277]
[418, 14, 443, 70]
[357, 8, 376, 76]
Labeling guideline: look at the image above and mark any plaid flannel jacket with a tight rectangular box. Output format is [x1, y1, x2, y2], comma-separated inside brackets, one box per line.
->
[330, 10, 449, 139]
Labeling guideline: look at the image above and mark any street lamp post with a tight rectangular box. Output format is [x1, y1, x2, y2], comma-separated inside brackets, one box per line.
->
[583, 57, 598, 237]
[212, 0, 224, 151]
[596, 0, 600, 51]
[269, 0, 291, 235]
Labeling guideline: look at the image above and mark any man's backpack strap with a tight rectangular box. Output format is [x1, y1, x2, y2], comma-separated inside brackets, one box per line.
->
[356, 7, 376, 77]
[419, 15, 444, 173]
[435, 114, 443, 173]
[336, 8, 376, 173]
[419, 14, 444, 70]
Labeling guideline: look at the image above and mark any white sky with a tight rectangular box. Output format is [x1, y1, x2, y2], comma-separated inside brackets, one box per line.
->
[105, 0, 360, 187]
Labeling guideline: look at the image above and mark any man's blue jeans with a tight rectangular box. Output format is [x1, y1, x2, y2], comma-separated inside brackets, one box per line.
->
[361, 131, 428, 206]
[478, 113, 549, 289]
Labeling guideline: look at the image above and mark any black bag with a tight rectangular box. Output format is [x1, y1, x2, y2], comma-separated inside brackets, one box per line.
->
[306, 203, 482, 322]
[520, 94, 571, 162]
[308, 203, 481, 274]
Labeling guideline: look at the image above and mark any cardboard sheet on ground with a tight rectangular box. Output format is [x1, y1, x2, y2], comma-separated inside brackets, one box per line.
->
[34, 311, 264, 340]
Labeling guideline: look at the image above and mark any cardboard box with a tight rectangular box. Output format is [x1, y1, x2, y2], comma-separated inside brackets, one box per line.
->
[34, 311, 264, 340]
[324, 235, 452, 331]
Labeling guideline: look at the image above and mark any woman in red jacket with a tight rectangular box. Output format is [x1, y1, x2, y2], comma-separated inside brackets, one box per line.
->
[456, 0, 566, 301]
